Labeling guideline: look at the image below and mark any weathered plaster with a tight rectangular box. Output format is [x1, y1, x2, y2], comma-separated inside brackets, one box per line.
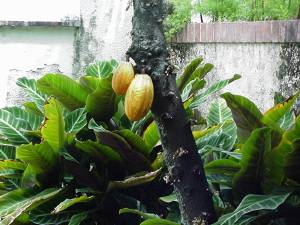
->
[73, 0, 133, 76]
[0, 26, 76, 107]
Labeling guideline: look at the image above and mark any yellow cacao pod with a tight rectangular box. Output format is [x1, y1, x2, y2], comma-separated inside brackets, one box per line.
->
[125, 74, 154, 121]
[112, 62, 135, 95]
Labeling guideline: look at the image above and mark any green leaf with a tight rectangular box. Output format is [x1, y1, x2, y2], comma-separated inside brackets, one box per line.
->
[0, 160, 26, 171]
[16, 142, 57, 174]
[86, 76, 118, 121]
[29, 211, 73, 225]
[68, 212, 87, 225]
[197, 120, 237, 152]
[37, 74, 89, 110]
[159, 193, 178, 203]
[65, 108, 87, 134]
[0, 188, 62, 225]
[278, 110, 294, 130]
[86, 60, 118, 78]
[143, 122, 160, 151]
[96, 130, 151, 172]
[41, 98, 65, 152]
[16, 77, 46, 110]
[264, 115, 300, 191]
[212, 192, 291, 225]
[207, 99, 233, 126]
[4, 106, 43, 131]
[221, 93, 264, 142]
[190, 74, 241, 109]
[23, 102, 43, 116]
[141, 218, 180, 225]
[107, 169, 161, 191]
[0, 109, 31, 144]
[233, 128, 271, 200]
[0, 146, 15, 160]
[79, 76, 100, 93]
[119, 208, 159, 220]
[53, 196, 94, 214]
[262, 93, 299, 128]
[75, 140, 122, 164]
[115, 129, 150, 156]
[205, 159, 240, 176]
[177, 57, 203, 92]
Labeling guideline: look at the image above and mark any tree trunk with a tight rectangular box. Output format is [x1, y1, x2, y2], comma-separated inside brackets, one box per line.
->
[297, 4, 300, 19]
[127, 1, 216, 224]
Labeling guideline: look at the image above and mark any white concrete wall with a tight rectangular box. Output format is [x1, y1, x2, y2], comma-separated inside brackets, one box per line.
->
[73, 0, 133, 75]
[0, 27, 76, 107]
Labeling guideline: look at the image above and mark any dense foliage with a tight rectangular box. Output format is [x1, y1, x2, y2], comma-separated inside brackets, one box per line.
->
[165, 0, 300, 39]
[196, 0, 300, 21]
[1, 57, 300, 225]
[164, 0, 193, 40]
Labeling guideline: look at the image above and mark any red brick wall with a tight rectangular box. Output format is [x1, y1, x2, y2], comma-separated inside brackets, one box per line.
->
[172, 20, 300, 43]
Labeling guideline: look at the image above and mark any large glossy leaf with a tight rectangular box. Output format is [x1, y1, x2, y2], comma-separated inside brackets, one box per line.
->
[30, 210, 73, 225]
[65, 108, 87, 134]
[141, 218, 180, 225]
[0, 160, 26, 171]
[86, 60, 118, 78]
[207, 99, 233, 126]
[278, 110, 294, 130]
[204, 159, 240, 176]
[197, 120, 237, 153]
[190, 74, 241, 109]
[221, 93, 264, 142]
[233, 128, 271, 200]
[263, 115, 300, 192]
[115, 129, 150, 156]
[68, 212, 87, 225]
[119, 208, 159, 220]
[79, 76, 100, 93]
[213, 192, 291, 225]
[177, 57, 203, 91]
[0, 188, 62, 225]
[37, 74, 89, 110]
[107, 169, 161, 191]
[95, 129, 151, 172]
[41, 98, 65, 152]
[75, 140, 122, 164]
[16, 142, 57, 174]
[53, 196, 94, 214]
[16, 77, 47, 110]
[0, 109, 31, 144]
[86, 76, 118, 122]
[4, 107, 43, 131]
[262, 93, 298, 128]
[143, 122, 160, 151]
[0, 146, 15, 160]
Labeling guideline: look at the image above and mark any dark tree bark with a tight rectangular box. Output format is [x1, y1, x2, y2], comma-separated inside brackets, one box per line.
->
[127, 0, 216, 224]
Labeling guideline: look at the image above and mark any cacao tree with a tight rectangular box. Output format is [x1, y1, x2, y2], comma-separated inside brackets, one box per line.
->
[127, 0, 216, 224]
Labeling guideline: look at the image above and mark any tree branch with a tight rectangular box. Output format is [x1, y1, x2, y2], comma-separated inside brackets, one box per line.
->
[127, 0, 216, 224]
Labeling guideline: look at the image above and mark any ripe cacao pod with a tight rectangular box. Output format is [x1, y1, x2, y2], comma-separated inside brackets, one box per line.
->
[125, 74, 154, 121]
[112, 62, 135, 95]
